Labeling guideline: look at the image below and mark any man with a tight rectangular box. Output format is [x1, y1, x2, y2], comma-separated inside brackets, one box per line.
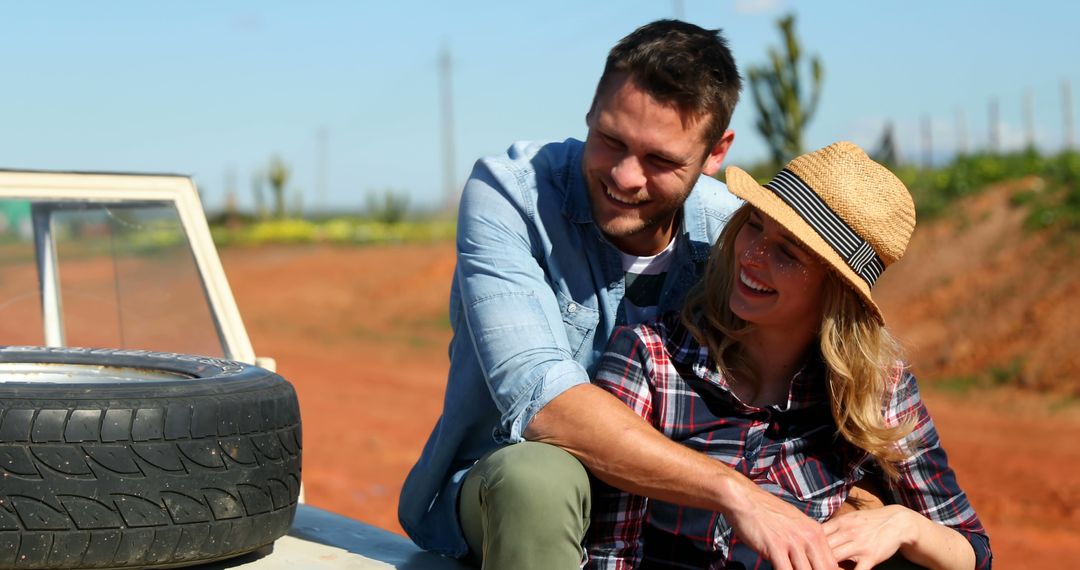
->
[400, 20, 838, 570]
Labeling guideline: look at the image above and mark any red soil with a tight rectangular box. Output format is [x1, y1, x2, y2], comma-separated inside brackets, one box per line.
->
[222, 180, 1080, 568]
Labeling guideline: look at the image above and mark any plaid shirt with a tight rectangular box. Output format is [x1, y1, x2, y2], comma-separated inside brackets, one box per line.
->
[586, 313, 991, 570]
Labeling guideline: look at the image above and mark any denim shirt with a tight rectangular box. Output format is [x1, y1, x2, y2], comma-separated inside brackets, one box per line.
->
[398, 139, 741, 556]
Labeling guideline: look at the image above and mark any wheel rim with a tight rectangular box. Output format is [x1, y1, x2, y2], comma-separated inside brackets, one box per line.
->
[0, 362, 195, 383]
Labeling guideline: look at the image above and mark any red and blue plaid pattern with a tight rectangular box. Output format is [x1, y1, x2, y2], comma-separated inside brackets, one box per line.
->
[585, 313, 991, 569]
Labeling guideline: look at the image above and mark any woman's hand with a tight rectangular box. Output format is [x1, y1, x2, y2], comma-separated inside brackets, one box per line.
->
[823, 505, 917, 570]
[824, 504, 977, 570]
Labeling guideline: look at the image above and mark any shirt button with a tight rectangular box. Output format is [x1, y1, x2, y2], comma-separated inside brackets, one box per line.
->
[567, 303, 578, 313]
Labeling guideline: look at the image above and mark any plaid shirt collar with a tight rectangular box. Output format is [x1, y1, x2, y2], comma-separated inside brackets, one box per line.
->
[660, 315, 829, 414]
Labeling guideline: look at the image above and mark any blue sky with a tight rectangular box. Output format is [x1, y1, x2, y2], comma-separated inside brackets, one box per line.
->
[3, 1, 1078, 213]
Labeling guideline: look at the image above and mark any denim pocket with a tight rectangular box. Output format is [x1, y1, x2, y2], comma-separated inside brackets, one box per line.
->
[555, 289, 598, 359]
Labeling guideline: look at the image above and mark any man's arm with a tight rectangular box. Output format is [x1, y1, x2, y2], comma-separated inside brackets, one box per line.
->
[527, 385, 837, 570]
[455, 147, 594, 442]
[459, 145, 834, 569]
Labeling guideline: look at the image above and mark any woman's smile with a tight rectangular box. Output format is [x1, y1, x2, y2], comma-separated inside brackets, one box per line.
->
[729, 209, 827, 329]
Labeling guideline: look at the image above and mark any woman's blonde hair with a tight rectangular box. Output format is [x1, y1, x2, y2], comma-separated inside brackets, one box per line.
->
[681, 205, 913, 479]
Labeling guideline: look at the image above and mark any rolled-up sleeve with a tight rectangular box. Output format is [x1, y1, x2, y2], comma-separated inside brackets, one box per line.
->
[885, 370, 993, 569]
[456, 155, 590, 442]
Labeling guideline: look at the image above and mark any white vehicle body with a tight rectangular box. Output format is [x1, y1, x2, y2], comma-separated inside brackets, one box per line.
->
[0, 170, 465, 569]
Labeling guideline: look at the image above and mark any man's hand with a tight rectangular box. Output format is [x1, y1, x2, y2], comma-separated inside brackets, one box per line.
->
[527, 384, 838, 569]
[721, 474, 839, 570]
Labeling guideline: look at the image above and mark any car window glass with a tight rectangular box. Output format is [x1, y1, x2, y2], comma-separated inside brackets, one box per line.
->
[0, 199, 45, 344]
[0, 198, 226, 357]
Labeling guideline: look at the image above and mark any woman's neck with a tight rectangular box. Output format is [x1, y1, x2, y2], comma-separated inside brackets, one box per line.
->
[735, 324, 817, 408]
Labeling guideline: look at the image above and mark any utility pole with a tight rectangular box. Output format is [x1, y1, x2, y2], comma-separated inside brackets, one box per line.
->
[224, 167, 237, 216]
[673, 0, 684, 20]
[1065, 79, 1075, 150]
[955, 106, 968, 157]
[1024, 88, 1035, 150]
[316, 127, 328, 215]
[439, 44, 458, 210]
[989, 98, 1000, 154]
[921, 115, 933, 169]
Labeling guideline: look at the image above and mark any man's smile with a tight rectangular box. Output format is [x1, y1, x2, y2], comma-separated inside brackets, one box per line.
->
[603, 183, 649, 206]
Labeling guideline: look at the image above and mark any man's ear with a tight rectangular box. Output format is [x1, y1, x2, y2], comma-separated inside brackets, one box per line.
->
[702, 130, 735, 176]
[584, 92, 599, 128]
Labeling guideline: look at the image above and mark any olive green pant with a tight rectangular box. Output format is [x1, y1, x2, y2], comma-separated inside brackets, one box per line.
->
[457, 442, 924, 569]
[458, 442, 591, 569]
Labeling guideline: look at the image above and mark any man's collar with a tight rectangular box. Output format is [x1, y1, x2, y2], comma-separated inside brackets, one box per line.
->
[680, 187, 715, 262]
[563, 140, 593, 224]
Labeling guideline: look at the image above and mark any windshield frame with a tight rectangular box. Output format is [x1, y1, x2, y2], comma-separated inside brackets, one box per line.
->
[0, 169, 255, 364]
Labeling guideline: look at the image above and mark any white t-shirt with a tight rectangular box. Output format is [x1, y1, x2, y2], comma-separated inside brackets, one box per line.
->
[619, 237, 677, 325]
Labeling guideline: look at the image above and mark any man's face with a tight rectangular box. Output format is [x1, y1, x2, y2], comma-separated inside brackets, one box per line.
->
[582, 73, 733, 256]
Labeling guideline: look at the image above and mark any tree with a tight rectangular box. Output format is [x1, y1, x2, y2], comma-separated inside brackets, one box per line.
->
[267, 156, 290, 220]
[365, 189, 411, 224]
[251, 170, 267, 219]
[873, 121, 900, 167]
[748, 14, 823, 167]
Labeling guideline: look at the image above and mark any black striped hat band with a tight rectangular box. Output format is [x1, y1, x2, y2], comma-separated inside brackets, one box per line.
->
[764, 169, 885, 287]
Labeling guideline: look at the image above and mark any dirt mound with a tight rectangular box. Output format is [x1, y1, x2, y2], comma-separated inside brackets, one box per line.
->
[876, 177, 1080, 566]
[876, 176, 1080, 395]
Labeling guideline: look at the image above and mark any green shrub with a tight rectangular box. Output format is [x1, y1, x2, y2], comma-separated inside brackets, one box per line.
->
[1014, 151, 1080, 232]
[210, 218, 456, 247]
[898, 149, 1079, 229]
[364, 191, 411, 224]
[931, 357, 1025, 393]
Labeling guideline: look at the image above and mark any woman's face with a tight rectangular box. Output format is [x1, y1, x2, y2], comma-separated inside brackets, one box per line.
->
[729, 208, 828, 332]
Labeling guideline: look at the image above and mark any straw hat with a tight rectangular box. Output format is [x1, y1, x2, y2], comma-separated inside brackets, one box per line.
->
[724, 141, 915, 324]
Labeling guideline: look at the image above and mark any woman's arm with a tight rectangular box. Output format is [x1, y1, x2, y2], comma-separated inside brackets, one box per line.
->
[824, 370, 990, 570]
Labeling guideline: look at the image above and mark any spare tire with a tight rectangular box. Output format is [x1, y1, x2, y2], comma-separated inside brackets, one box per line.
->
[0, 346, 302, 569]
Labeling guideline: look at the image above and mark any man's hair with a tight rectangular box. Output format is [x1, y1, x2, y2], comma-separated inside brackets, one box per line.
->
[594, 19, 742, 147]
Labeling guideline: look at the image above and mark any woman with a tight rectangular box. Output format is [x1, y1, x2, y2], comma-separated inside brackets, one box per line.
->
[586, 142, 990, 569]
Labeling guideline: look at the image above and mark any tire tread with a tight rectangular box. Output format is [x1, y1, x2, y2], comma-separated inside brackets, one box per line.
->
[0, 373, 300, 569]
